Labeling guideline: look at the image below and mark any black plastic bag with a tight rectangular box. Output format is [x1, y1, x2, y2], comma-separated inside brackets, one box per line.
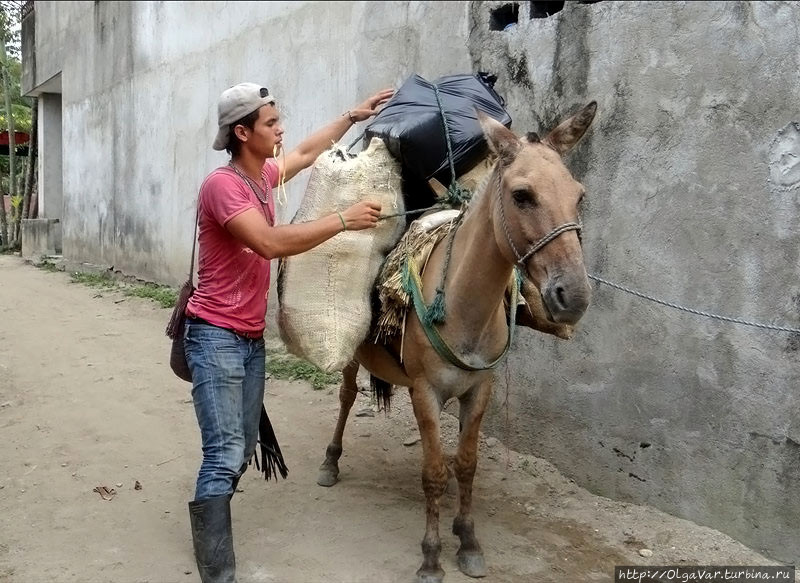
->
[364, 72, 512, 189]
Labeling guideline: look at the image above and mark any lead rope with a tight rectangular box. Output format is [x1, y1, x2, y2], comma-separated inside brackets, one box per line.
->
[588, 274, 800, 335]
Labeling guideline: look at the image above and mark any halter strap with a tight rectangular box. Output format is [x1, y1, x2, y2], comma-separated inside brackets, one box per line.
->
[516, 221, 582, 264]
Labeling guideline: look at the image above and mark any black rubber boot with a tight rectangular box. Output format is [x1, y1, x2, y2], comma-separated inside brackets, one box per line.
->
[188, 496, 237, 583]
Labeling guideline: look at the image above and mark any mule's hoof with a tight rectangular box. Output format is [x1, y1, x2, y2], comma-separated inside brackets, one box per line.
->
[416, 567, 445, 583]
[457, 551, 487, 578]
[316, 468, 339, 487]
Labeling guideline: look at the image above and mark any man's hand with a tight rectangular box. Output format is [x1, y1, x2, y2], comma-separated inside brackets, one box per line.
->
[348, 89, 395, 122]
[340, 200, 383, 231]
[280, 89, 395, 183]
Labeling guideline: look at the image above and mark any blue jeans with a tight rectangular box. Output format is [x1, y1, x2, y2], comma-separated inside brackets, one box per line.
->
[184, 319, 266, 501]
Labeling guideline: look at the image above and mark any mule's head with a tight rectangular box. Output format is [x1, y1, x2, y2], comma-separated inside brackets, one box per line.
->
[478, 102, 596, 325]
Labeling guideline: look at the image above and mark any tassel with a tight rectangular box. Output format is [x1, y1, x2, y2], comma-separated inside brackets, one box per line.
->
[254, 404, 288, 482]
[423, 287, 447, 326]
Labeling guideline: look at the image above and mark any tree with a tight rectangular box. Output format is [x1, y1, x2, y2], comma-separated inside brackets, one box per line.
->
[21, 95, 35, 225]
[0, 0, 32, 250]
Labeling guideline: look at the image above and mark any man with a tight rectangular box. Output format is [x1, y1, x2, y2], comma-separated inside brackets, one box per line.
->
[183, 82, 393, 582]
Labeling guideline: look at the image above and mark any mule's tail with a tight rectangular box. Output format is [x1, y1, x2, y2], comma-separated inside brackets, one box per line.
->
[370, 374, 393, 413]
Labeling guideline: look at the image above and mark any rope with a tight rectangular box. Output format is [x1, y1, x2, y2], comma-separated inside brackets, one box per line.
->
[518, 222, 582, 264]
[403, 255, 519, 370]
[432, 84, 473, 207]
[588, 274, 800, 335]
[413, 83, 476, 325]
[433, 84, 458, 186]
[374, 83, 475, 325]
[423, 211, 467, 326]
[377, 204, 448, 221]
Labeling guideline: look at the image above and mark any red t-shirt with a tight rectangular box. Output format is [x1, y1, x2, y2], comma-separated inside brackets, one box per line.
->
[186, 160, 279, 336]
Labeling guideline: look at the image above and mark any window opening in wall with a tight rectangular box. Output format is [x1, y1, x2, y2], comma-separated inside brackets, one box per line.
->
[490, 3, 520, 31]
[530, 1, 565, 18]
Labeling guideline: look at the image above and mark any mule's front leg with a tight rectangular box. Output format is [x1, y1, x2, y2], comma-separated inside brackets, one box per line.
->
[452, 384, 491, 578]
[317, 360, 359, 487]
[411, 385, 448, 583]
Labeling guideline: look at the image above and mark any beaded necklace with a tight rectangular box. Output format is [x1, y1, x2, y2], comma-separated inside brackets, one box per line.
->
[228, 161, 270, 205]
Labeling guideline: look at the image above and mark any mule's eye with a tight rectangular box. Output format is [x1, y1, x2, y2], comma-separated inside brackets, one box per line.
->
[512, 189, 535, 207]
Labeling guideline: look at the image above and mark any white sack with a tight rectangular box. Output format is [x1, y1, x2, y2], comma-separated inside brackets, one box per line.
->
[277, 138, 405, 372]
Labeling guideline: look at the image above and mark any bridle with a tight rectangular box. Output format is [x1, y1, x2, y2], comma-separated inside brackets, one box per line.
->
[495, 169, 582, 265]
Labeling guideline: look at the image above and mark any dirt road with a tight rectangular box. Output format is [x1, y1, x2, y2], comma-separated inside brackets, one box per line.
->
[0, 254, 784, 583]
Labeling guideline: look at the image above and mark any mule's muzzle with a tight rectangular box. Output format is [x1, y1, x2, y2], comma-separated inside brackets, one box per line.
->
[541, 272, 591, 324]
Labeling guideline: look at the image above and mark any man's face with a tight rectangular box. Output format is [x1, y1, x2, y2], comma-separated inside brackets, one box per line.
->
[240, 103, 284, 158]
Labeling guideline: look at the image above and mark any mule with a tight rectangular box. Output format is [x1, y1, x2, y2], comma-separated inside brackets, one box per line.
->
[317, 102, 597, 583]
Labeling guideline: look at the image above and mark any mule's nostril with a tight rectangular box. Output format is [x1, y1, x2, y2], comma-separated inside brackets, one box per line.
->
[555, 286, 567, 308]
[543, 275, 590, 324]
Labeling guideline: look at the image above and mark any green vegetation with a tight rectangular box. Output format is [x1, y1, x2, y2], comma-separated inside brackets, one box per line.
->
[122, 283, 178, 309]
[266, 348, 342, 390]
[65, 269, 177, 308]
[70, 271, 116, 289]
[35, 258, 58, 272]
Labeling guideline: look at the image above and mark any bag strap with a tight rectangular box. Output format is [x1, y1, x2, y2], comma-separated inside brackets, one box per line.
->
[165, 203, 200, 341]
[188, 202, 200, 285]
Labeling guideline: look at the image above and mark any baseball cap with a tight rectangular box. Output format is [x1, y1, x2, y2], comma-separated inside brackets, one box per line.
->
[212, 82, 276, 151]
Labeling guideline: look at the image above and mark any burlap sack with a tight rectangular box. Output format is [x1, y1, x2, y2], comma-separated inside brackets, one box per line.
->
[277, 138, 405, 372]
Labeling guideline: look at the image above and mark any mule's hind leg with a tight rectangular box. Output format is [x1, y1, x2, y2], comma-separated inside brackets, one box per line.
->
[410, 384, 449, 583]
[451, 383, 491, 578]
[317, 360, 359, 487]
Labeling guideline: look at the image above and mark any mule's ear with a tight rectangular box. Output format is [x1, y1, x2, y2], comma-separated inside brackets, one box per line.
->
[543, 101, 597, 156]
[477, 110, 520, 165]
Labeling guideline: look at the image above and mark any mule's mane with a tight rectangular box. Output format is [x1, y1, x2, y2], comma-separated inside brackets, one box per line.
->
[462, 158, 499, 221]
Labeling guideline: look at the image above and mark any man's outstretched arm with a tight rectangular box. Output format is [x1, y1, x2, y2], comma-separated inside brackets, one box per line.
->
[277, 88, 394, 181]
[225, 200, 382, 260]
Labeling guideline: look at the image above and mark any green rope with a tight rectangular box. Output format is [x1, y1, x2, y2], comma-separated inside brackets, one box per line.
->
[419, 84, 475, 325]
[392, 83, 478, 326]
[433, 84, 459, 188]
[402, 255, 520, 371]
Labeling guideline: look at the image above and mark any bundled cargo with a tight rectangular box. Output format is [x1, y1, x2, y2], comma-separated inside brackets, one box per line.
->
[364, 72, 512, 191]
[277, 137, 406, 372]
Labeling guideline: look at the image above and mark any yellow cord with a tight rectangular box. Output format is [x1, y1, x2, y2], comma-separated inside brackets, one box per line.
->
[274, 144, 288, 206]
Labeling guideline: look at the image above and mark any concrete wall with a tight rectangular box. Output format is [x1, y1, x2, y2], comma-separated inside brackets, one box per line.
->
[20, 218, 61, 259]
[38, 93, 62, 220]
[20, 5, 34, 94]
[470, 0, 800, 564]
[23, 0, 800, 564]
[25, 0, 471, 285]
